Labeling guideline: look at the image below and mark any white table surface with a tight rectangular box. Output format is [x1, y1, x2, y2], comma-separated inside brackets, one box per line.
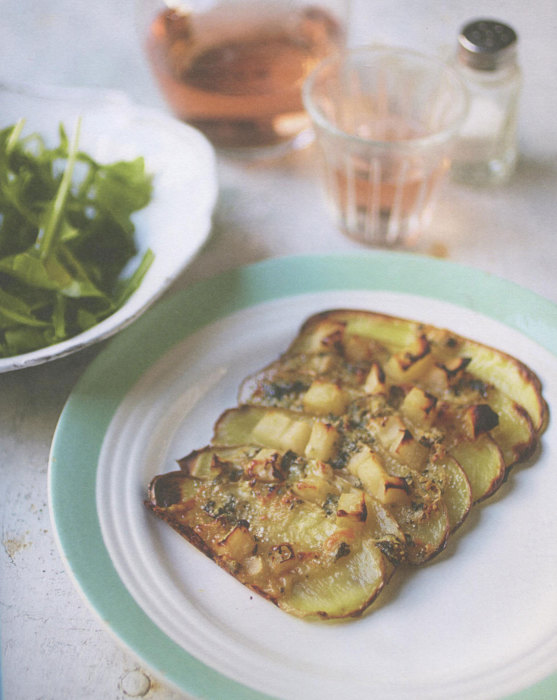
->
[1, 1, 556, 699]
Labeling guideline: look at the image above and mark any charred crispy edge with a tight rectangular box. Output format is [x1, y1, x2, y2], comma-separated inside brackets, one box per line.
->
[144, 501, 283, 608]
[497, 353, 548, 436]
[294, 308, 548, 435]
[406, 534, 449, 567]
[481, 352, 548, 436]
[448, 505, 470, 535]
[503, 403, 537, 467]
[147, 472, 192, 508]
[314, 582, 386, 620]
[145, 500, 218, 562]
[482, 435, 508, 502]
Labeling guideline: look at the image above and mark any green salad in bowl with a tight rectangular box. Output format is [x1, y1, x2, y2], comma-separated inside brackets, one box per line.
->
[0, 119, 154, 357]
[0, 83, 217, 371]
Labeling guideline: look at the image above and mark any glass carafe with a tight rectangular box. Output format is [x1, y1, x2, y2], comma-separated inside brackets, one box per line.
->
[137, 0, 349, 158]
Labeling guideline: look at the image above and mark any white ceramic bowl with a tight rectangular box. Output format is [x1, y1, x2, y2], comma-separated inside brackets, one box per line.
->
[0, 82, 218, 372]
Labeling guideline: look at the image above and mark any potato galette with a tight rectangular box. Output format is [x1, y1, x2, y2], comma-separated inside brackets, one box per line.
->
[146, 309, 548, 619]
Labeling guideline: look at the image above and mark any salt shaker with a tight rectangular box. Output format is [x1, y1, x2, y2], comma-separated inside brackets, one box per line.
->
[450, 19, 522, 186]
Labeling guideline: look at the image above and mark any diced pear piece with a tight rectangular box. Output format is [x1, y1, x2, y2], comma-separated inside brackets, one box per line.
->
[369, 415, 429, 471]
[325, 492, 371, 553]
[343, 333, 373, 363]
[281, 420, 313, 453]
[302, 380, 349, 416]
[297, 319, 346, 353]
[308, 353, 335, 374]
[424, 357, 471, 393]
[347, 447, 410, 505]
[385, 334, 433, 382]
[244, 555, 265, 576]
[251, 410, 291, 444]
[179, 445, 251, 480]
[363, 362, 388, 395]
[463, 403, 499, 440]
[336, 491, 367, 526]
[401, 386, 438, 428]
[460, 340, 548, 434]
[393, 429, 429, 471]
[292, 474, 332, 506]
[304, 421, 340, 461]
[246, 448, 284, 482]
[181, 448, 223, 480]
[268, 543, 297, 575]
[369, 414, 407, 445]
[216, 523, 256, 561]
[306, 459, 334, 480]
[213, 406, 314, 454]
[251, 409, 311, 453]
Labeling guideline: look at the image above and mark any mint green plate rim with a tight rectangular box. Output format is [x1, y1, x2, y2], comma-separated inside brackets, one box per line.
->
[48, 251, 557, 700]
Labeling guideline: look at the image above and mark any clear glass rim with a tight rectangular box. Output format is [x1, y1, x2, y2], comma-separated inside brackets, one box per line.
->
[302, 45, 470, 151]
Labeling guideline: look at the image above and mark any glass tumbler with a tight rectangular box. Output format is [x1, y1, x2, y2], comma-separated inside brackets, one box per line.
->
[303, 47, 469, 246]
[138, 0, 349, 158]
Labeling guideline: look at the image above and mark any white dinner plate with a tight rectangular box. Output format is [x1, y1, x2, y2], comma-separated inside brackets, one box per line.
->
[49, 252, 557, 700]
[0, 82, 217, 372]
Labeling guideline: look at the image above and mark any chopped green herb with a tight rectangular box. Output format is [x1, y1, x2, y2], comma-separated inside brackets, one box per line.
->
[0, 119, 154, 357]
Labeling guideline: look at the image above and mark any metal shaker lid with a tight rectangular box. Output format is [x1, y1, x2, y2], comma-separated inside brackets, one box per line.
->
[458, 19, 518, 71]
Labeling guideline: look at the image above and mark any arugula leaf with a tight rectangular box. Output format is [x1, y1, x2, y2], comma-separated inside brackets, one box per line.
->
[36, 118, 81, 260]
[0, 286, 50, 327]
[0, 120, 154, 358]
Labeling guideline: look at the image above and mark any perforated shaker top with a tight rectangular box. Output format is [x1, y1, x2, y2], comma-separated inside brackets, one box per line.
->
[458, 19, 518, 71]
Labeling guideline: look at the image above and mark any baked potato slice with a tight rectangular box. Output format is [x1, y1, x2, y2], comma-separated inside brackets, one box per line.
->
[426, 457, 472, 533]
[449, 434, 506, 504]
[280, 538, 391, 619]
[147, 446, 404, 619]
[484, 388, 536, 467]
